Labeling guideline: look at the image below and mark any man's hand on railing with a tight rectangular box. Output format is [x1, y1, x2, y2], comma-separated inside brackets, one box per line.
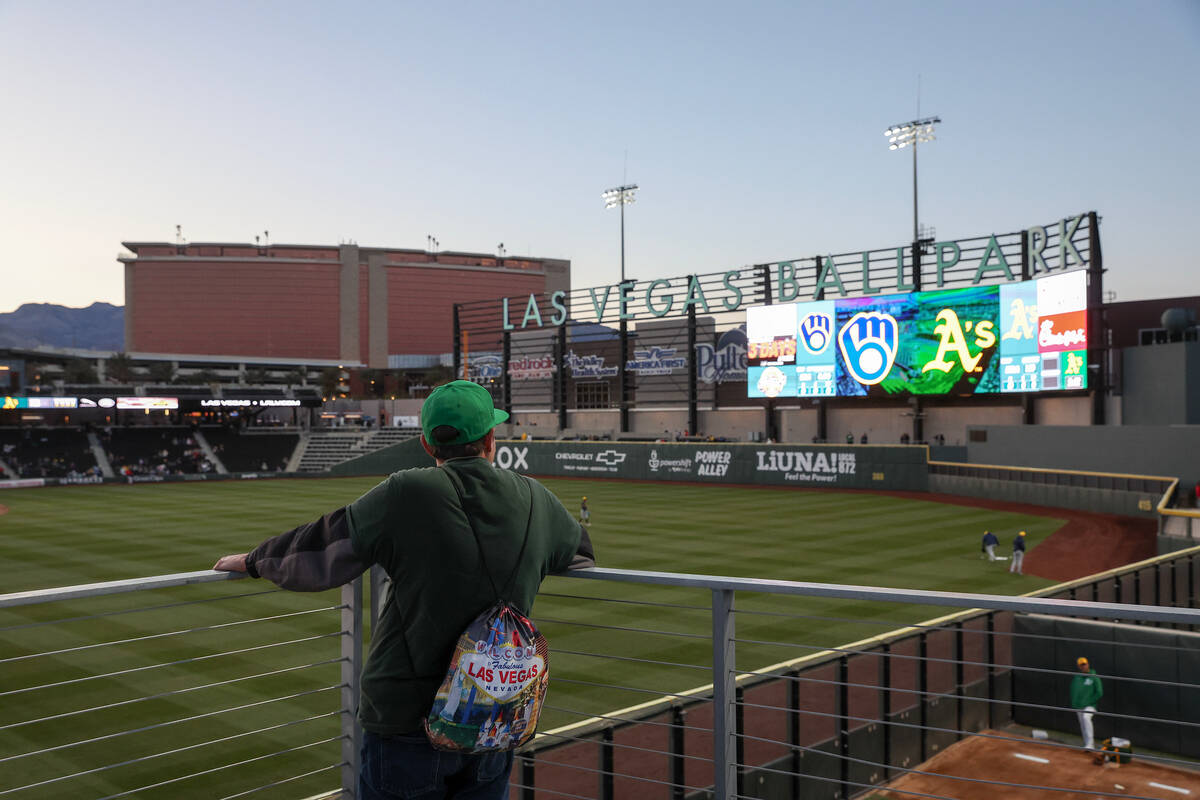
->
[213, 553, 249, 572]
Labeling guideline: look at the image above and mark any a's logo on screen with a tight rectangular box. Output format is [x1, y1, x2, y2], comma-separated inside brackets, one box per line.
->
[799, 312, 833, 354]
[838, 312, 898, 386]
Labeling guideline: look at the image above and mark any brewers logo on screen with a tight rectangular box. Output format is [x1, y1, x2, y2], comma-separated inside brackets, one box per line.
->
[799, 312, 833, 354]
[837, 312, 899, 386]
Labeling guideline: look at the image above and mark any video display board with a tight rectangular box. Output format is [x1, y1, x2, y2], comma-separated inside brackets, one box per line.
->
[747, 271, 1088, 397]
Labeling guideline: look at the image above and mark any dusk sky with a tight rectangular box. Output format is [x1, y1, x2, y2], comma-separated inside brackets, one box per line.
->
[2, 0, 1197, 314]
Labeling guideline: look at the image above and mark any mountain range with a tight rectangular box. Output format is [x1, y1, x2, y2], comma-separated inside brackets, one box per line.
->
[0, 303, 124, 352]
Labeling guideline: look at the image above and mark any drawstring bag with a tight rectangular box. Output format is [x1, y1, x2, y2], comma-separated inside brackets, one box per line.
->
[424, 471, 550, 752]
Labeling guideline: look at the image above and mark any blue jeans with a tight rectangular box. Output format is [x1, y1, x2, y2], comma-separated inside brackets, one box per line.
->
[359, 730, 514, 800]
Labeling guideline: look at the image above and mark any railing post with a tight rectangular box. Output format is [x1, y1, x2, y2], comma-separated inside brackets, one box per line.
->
[342, 575, 364, 798]
[918, 631, 928, 762]
[521, 756, 536, 800]
[985, 613, 995, 729]
[954, 622, 964, 738]
[838, 655, 850, 800]
[735, 685, 746, 799]
[711, 589, 736, 800]
[671, 706, 687, 800]
[788, 669, 800, 797]
[880, 643, 891, 779]
[600, 726, 615, 800]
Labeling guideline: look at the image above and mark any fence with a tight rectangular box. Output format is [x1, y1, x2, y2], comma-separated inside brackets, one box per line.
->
[3, 545, 1198, 800]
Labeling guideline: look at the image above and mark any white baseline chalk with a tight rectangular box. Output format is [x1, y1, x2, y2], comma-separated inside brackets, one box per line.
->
[1013, 753, 1051, 764]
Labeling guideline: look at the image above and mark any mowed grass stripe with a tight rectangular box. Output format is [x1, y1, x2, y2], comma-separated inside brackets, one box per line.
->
[0, 476, 1062, 798]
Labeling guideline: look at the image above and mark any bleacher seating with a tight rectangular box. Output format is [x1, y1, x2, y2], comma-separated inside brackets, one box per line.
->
[201, 427, 298, 473]
[103, 427, 214, 476]
[295, 426, 420, 472]
[0, 428, 98, 478]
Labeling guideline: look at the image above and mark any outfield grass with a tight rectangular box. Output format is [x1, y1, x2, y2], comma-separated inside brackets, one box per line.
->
[0, 477, 1064, 798]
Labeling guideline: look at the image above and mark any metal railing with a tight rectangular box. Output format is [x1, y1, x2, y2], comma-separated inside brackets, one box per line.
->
[2, 550, 1198, 800]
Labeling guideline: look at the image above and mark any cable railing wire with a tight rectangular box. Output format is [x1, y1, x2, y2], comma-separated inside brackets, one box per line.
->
[532, 728, 711, 765]
[0, 586, 283, 633]
[730, 697, 1200, 772]
[736, 668, 1200, 733]
[541, 703, 714, 734]
[0, 604, 342, 665]
[727, 632, 1200, 691]
[553, 647, 711, 672]
[730, 605, 1197, 653]
[216, 763, 345, 800]
[1, 711, 340, 797]
[0, 631, 342, 698]
[0, 657, 345, 732]
[94, 735, 344, 800]
[534, 615, 711, 640]
[0, 684, 342, 766]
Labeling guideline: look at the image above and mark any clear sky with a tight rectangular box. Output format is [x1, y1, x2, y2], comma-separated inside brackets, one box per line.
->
[2, 0, 1197, 314]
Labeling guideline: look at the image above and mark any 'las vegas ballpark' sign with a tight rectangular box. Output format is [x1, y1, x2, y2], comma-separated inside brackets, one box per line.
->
[495, 214, 1093, 331]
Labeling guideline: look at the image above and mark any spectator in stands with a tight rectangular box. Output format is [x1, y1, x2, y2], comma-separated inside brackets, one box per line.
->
[860, 432, 868, 444]
[900, 432, 910, 444]
[846, 432, 854, 444]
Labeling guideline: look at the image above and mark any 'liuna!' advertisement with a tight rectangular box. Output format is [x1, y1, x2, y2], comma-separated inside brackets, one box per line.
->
[746, 271, 1088, 398]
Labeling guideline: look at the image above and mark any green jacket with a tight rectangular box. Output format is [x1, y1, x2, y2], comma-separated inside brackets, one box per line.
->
[246, 457, 592, 734]
[1070, 669, 1103, 709]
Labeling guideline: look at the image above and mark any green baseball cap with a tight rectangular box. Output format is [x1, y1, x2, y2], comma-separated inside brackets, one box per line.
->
[421, 380, 509, 446]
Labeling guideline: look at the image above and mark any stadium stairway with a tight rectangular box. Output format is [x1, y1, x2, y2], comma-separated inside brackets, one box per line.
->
[86, 432, 114, 478]
[191, 430, 228, 474]
[0, 456, 15, 479]
[293, 427, 421, 472]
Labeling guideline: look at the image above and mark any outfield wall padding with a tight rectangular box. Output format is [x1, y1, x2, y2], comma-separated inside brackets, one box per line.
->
[325, 438, 930, 489]
[929, 473, 1158, 517]
[487, 441, 929, 490]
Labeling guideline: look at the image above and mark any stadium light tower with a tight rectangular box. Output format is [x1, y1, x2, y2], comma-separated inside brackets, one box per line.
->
[885, 116, 939, 246]
[602, 184, 638, 283]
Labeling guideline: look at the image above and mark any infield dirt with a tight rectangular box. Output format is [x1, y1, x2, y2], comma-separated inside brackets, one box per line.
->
[877, 730, 1200, 800]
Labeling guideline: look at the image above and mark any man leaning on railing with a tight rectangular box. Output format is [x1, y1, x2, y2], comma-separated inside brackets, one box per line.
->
[214, 380, 595, 800]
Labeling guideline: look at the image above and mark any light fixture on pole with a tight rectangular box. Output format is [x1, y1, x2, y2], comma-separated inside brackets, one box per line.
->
[885, 116, 939, 247]
[601, 184, 638, 283]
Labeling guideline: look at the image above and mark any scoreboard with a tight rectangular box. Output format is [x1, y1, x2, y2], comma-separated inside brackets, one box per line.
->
[747, 271, 1088, 398]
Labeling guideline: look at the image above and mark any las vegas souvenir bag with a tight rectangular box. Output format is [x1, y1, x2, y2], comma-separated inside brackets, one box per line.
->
[424, 473, 549, 753]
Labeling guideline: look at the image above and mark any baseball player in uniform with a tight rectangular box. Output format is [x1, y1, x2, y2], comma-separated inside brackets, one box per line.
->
[1070, 656, 1103, 750]
[580, 496, 590, 525]
[1010, 531, 1027, 574]
[981, 530, 999, 561]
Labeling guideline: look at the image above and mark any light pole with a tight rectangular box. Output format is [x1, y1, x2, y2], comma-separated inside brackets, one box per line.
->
[602, 184, 638, 283]
[885, 116, 939, 246]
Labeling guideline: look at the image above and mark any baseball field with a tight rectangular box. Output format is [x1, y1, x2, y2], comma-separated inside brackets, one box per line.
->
[0, 476, 1070, 798]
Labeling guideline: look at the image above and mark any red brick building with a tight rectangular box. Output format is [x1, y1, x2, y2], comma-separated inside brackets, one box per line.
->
[119, 242, 570, 367]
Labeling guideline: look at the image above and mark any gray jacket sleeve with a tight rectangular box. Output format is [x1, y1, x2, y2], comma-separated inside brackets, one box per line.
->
[245, 507, 370, 591]
[567, 524, 596, 570]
